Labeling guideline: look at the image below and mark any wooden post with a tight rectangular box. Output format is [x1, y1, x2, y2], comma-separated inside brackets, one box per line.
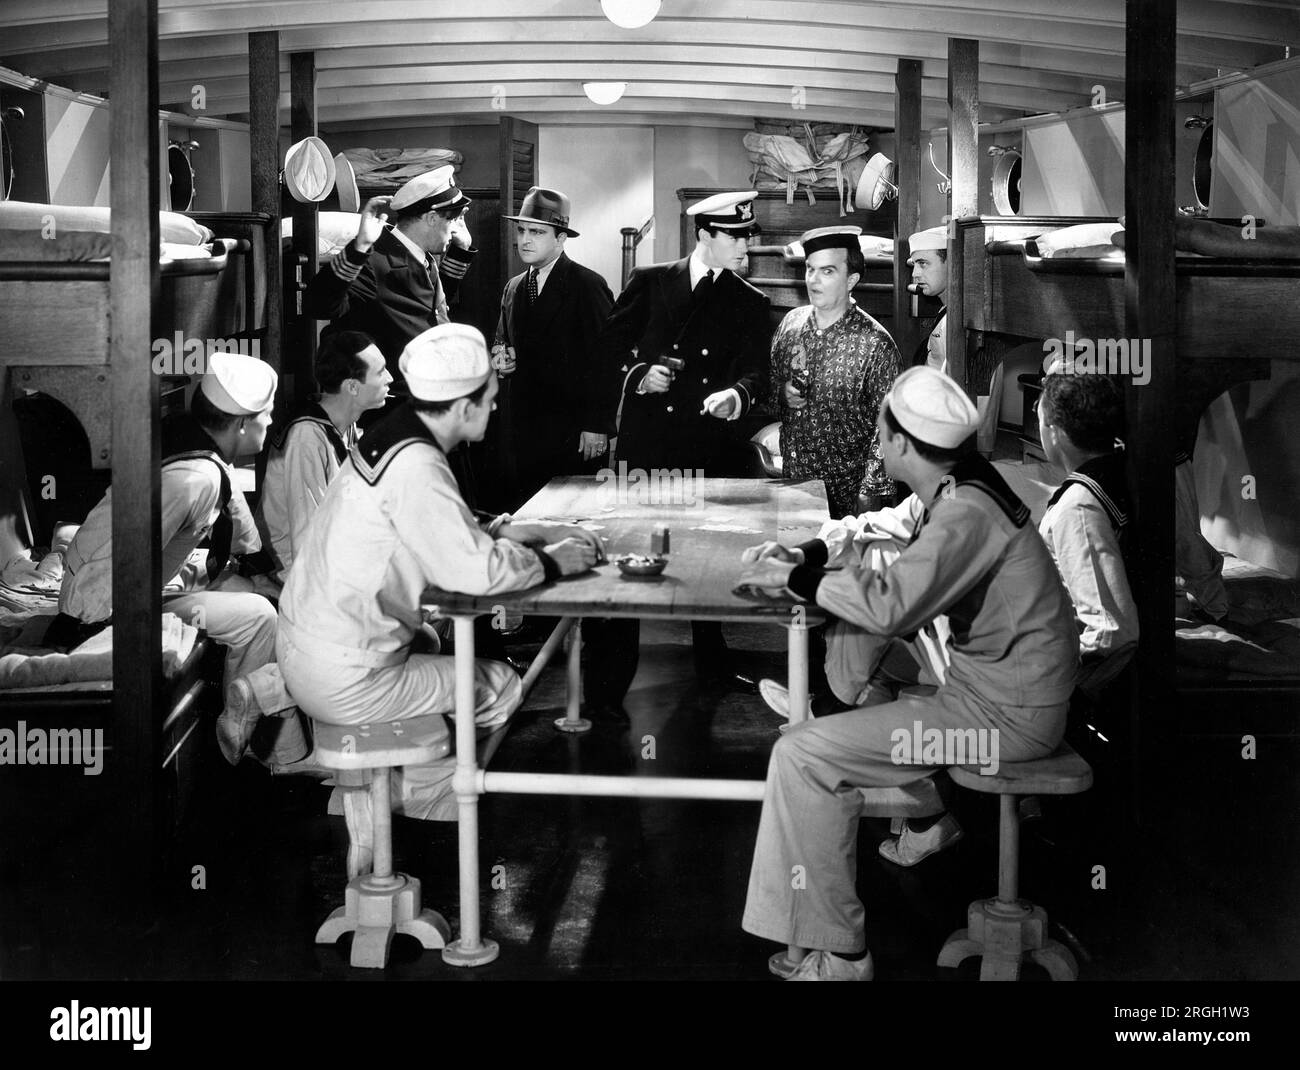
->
[289, 51, 318, 408]
[248, 31, 281, 377]
[893, 58, 922, 363]
[620, 227, 638, 290]
[946, 38, 979, 397]
[1124, 0, 1177, 819]
[108, 0, 164, 905]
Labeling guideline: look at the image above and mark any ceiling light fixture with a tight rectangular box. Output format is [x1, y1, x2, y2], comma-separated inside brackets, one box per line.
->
[600, 0, 661, 29]
[583, 81, 628, 105]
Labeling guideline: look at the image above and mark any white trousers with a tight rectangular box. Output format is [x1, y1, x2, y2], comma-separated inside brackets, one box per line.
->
[163, 574, 277, 694]
[741, 685, 1066, 954]
[276, 631, 522, 821]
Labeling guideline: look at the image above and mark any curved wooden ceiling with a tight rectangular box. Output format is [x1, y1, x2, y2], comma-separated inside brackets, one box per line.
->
[2, 0, 1297, 130]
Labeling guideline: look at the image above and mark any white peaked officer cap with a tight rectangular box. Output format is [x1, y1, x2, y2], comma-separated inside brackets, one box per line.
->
[200, 353, 278, 415]
[400, 323, 492, 402]
[391, 164, 472, 213]
[907, 225, 948, 254]
[884, 366, 979, 449]
[687, 190, 761, 234]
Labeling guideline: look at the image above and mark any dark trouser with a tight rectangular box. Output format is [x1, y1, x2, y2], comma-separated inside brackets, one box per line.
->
[584, 431, 754, 708]
[582, 618, 729, 709]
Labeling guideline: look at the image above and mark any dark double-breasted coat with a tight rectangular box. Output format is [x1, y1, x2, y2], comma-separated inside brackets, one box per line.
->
[303, 229, 454, 390]
[598, 257, 773, 474]
[495, 252, 615, 503]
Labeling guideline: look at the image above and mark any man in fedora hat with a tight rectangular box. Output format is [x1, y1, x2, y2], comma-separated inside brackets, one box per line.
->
[494, 186, 615, 507]
[304, 165, 477, 400]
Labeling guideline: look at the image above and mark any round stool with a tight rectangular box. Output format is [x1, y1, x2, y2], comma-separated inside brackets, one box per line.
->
[312, 715, 453, 969]
[937, 740, 1092, 981]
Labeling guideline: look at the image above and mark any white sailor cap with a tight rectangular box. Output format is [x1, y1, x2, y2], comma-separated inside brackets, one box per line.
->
[798, 225, 863, 258]
[391, 164, 471, 214]
[687, 190, 761, 235]
[283, 137, 336, 204]
[907, 225, 948, 256]
[883, 366, 978, 449]
[200, 353, 278, 415]
[400, 323, 492, 402]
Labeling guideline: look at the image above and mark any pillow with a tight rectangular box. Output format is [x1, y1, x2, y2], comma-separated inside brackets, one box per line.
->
[1033, 221, 1124, 258]
[280, 211, 362, 257]
[159, 210, 214, 245]
[0, 228, 113, 261]
[0, 200, 213, 245]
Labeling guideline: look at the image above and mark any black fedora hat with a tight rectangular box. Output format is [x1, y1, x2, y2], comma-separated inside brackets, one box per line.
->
[503, 187, 579, 237]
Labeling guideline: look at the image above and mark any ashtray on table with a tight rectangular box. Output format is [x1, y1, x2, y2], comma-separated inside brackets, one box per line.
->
[615, 553, 668, 578]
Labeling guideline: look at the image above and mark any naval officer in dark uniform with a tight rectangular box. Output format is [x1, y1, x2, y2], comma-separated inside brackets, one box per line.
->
[602, 190, 771, 472]
[585, 191, 774, 715]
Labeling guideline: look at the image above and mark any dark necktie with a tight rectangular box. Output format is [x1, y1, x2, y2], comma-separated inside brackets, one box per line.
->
[527, 267, 539, 304]
[691, 268, 714, 308]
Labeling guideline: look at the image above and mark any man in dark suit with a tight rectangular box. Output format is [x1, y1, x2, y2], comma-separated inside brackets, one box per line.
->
[494, 187, 615, 508]
[584, 191, 774, 715]
[303, 165, 476, 400]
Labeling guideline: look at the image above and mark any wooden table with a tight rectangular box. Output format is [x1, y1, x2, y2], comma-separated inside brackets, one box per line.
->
[423, 475, 829, 967]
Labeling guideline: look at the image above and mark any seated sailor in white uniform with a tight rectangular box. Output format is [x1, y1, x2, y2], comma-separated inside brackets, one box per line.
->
[1036, 369, 1139, 699]
[272, 323, 600, 838]
[49, 353, 280, 730]
[735, 366, 1079, 981]
[257, 330, 392, 584]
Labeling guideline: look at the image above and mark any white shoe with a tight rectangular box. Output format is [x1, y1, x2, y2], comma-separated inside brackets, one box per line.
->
[889, 816, 906, 836]
[759, 679, 811, 721]
[216, 677, 263, 766]
[877, 814, 964, 867]
[787, 949, 874, 981]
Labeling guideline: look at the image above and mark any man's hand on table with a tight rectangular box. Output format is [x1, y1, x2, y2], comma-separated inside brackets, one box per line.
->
[741, 540, 805, 566]
[736, 555, 800, 596]
[500, 521, 605, 559]
[544, 537, 600, 576]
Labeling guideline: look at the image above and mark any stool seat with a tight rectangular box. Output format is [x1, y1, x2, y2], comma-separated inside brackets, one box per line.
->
[948, 741, 1092, 795]
[313, 715, 451, 770]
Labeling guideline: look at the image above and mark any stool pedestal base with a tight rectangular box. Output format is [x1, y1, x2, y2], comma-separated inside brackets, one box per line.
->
[316, 872, 450, 969]
[442, 937, 500, 968]
[937, 898, 1078, 981]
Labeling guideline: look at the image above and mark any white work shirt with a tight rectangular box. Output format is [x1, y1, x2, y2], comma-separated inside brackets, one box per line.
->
[926, 311, 948, 375]
[277, 421, 548, 669]
[259, 415, 358, 583]
[1039, 482, 1139, 663]
[60, 456, 259, 623]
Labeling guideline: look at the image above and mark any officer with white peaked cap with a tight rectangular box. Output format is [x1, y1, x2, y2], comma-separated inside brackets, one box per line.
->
[304, 163, 478, 401]
[737, 363, 1078, 980]
[584, 188, 774, 711]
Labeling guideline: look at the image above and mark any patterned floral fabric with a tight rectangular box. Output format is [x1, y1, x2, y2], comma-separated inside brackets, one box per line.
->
[770, 301, 901, 516]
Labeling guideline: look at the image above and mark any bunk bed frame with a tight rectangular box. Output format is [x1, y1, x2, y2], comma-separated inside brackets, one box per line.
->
[948, 214, 1300, 731]
[0, 215, 274, 840]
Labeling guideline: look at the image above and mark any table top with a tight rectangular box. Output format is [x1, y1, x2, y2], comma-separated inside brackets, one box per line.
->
[424, 475, 829, 622]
